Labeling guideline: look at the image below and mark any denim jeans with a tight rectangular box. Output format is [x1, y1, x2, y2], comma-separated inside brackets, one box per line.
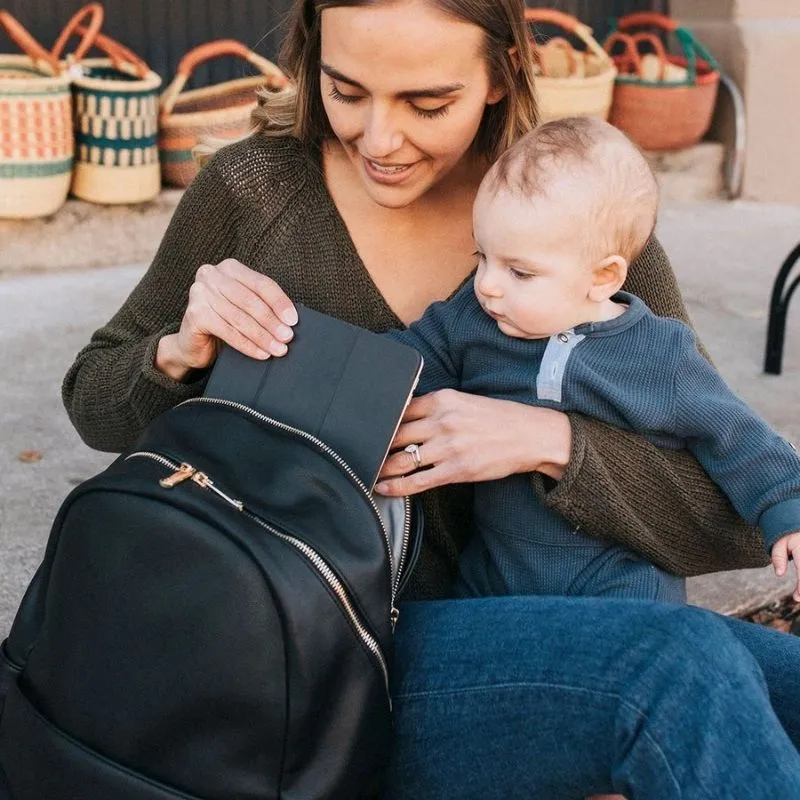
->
[381, 596, 800, 799]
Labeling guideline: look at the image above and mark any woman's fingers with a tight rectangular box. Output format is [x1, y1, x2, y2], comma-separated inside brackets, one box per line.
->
[401, 393, 437, 422]
[216, 259, 298, 326]
[207, 280, 288, 356]
[200, 261, 296, 350]
[380, 442, 431, 479]
[204, 291, 283, 358]
[376, 463, 454, 497]
[178, 259, 300, 368]
[388, 418, 435, 452]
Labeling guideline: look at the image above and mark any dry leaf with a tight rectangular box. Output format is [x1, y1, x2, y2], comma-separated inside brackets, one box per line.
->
[17, 450, 43, 463]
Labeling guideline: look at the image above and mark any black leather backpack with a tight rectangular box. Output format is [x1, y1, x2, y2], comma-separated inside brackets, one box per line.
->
[0, 307, 424, 799]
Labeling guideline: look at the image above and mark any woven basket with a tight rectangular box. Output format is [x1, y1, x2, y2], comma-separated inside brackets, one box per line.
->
[159, 39, 288, 188]
[0, 12, 74, 219]
[525, 8, 617, 123]
[53, 10, 162, 204]
[604, 13, 720, 151]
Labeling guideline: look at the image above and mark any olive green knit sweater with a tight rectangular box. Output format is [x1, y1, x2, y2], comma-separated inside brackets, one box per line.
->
[62, 135, 767, 600]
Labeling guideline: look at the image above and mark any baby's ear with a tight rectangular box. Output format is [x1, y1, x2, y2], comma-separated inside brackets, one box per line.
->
[588, 255, 628, 302]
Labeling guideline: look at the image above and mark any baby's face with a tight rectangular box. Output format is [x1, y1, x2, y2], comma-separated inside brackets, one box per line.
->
[472, 185, 599, 339]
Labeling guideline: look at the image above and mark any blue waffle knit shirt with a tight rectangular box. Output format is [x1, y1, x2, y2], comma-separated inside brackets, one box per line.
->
[389, 280, 800, 597]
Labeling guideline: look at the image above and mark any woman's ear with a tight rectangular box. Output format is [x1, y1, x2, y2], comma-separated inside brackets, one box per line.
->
[588, 255, 628, 302]
[486, 47, 519, 105]
[486, 83, 508, 105]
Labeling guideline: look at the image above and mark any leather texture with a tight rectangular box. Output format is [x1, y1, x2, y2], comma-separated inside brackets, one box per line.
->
[0, 338, 422, 798]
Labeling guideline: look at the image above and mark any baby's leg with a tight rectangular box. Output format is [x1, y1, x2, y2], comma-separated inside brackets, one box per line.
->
[569, 547, 686, 603]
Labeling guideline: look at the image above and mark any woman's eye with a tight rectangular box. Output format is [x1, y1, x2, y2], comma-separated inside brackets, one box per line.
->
[412, 103, 450, 120]
[328, 84, 362, 105]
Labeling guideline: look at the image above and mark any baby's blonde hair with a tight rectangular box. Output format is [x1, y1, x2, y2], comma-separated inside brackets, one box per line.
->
[485, 116, 659, 264]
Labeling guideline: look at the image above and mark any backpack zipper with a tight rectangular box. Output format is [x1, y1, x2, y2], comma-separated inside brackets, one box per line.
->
[126, 450, 392, 703]
[180, 396, 410, 613]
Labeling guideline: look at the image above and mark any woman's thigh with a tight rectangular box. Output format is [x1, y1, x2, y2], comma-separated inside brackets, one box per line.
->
[382, 596, 800, 800]
[721, 613, 800, 740]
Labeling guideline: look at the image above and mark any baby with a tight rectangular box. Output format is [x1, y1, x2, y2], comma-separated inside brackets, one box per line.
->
[387, 116, 800, 603]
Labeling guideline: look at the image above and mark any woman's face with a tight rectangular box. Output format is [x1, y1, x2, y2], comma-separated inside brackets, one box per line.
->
[319, 0, 505, 208]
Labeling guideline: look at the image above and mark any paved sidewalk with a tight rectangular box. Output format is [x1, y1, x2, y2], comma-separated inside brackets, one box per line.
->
[1, 200, 799, 635]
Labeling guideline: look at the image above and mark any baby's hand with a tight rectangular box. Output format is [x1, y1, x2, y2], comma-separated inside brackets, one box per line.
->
[771, 531, 800, 602]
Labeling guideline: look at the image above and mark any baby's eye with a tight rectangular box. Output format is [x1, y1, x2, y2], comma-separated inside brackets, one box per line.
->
[510, 267, 534, 281]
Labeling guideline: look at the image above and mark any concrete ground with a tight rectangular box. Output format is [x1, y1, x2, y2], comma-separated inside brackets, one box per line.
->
[1, 199, 799, 635]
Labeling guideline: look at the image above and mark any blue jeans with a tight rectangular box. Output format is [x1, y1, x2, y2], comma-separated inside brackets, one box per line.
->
[381, 596, 800, 799]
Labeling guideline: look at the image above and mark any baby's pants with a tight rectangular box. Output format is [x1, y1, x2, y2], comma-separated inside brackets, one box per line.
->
[453, 519, 686, 603]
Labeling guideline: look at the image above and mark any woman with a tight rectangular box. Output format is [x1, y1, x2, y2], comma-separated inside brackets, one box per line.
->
[64, 0, 800, 796]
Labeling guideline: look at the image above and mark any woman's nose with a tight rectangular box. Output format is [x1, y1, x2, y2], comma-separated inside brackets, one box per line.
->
[362, 105, 403, 158]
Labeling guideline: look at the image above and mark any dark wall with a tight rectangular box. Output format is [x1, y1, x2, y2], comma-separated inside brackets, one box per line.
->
[1, 0, 665, 89]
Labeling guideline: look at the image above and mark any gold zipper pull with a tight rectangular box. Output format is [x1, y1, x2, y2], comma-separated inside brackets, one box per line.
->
[159, 463, 196, 488]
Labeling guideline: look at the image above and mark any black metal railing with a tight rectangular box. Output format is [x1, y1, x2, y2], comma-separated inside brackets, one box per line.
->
[1, 0, 666, 88]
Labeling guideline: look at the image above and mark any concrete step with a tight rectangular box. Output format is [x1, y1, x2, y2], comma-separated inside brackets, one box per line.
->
[0, 143, 727, 277]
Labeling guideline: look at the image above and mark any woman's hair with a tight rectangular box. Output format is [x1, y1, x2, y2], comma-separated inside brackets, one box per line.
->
[255, 0, 539, 162]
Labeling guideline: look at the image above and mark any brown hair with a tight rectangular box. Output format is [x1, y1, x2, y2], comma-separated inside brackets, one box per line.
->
[486, 117, 660, 263]
[254, 0, 539, 162]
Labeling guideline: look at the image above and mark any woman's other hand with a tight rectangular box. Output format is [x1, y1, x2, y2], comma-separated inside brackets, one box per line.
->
[155, 258, 298, 381]
[375, 389, 572, 495]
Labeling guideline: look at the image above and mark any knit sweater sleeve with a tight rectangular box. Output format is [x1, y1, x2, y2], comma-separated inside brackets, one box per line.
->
[62, 154, 244, 453]
[533, 236, 769, 576]
[673, 326, 800, 550]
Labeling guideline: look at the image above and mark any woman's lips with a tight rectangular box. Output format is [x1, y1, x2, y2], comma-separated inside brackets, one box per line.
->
[361, 155, 419, 185]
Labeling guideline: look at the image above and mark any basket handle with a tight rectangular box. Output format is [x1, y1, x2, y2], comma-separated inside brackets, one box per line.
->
[160, 39, 288, 116]
[631, 32, 669, 81]
[525, 8, 609, 63]
[603, 31, 643, 76]
[50, 3, 104, 62]
[615, 12, 679, 33]
[537, 38, 581, 79]
[74, 25, 151, 79]
[0, 10, 61, 73]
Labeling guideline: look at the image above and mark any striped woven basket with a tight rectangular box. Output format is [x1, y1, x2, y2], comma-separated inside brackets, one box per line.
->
[0, 12, 73, 219]
[54, 14, 162, 204]
[159, 40, 288, 188]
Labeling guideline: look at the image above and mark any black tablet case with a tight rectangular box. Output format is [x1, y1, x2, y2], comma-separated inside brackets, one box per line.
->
[204, 305, 423, 490]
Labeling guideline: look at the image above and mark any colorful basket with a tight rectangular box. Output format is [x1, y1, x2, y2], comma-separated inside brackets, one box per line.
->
[53, 8, 162, 204]
[0, 12, 74, 219]
[525, 9, 617, 124]
[159, 39, 288, 188]
[604, 13, 721, 151]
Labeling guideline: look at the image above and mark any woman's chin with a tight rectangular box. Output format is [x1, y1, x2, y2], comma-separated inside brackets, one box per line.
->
[359, 177, 430, 209]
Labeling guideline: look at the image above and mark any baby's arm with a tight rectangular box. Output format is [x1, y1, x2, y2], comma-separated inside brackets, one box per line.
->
[674, 329, 800, 591]
[771, 532, 800, 601]
[385, 283, 474, 395]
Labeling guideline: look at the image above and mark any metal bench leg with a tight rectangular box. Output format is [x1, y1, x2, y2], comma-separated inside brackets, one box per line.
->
[765, 242, 800, 375]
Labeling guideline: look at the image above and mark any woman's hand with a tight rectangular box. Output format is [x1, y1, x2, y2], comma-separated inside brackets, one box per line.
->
[375, 389, 573, 496]
[155, 258, 298, 381]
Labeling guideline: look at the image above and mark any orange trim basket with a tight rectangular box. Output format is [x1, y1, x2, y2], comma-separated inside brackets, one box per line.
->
[53, 5, 163, 204]
[159, 39, 288, 188]
[604, 13, 721, 151]
[0, 12, 73, 219]
[525, 9, 617, 124]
